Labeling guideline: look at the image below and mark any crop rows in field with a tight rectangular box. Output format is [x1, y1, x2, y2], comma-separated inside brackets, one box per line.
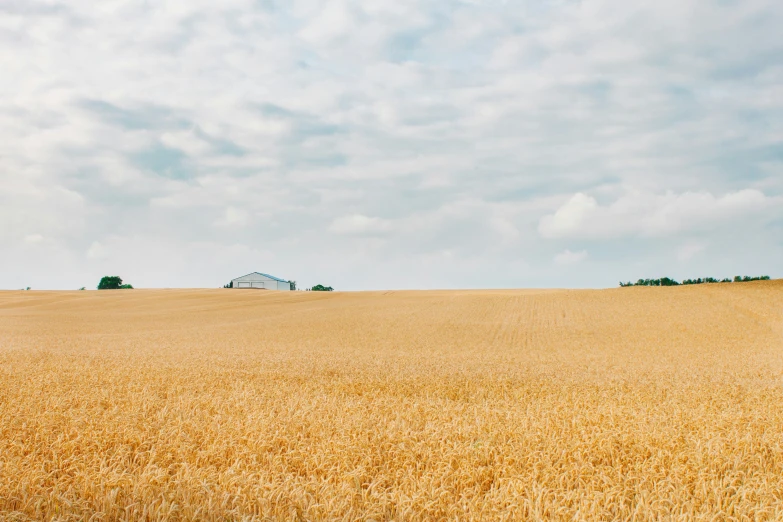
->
[1, 282, 782, 520]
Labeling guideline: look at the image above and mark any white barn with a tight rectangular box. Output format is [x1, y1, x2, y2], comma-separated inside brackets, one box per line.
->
[231, 272, 291, 291]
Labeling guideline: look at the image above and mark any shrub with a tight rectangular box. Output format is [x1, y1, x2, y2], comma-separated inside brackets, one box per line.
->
[311, 284, 333, 292]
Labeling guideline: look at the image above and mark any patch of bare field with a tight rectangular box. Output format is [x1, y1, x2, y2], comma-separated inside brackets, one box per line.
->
[1, 282, 783, 520]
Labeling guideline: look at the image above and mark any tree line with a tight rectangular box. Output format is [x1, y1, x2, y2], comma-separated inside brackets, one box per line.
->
[620, 275, 771, 287]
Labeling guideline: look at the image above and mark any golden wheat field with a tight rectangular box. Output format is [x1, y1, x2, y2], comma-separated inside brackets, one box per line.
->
[1, 282, 783, 521]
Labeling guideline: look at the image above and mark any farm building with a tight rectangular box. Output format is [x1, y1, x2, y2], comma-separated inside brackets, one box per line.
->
[231, 272, 292, 290]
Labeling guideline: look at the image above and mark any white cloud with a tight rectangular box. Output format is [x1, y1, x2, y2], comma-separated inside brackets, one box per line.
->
[539, 193, 598, 238]
[329, 214, 393, 236]
[215, 206, 250, 227]
[87, 241, 108, 260]
[159, 131, 211, 157]
[539, 189, 775, 240]
[490, 216, 520, 244]
[297, 1, 357, 45]
[554, 249, 588, 266]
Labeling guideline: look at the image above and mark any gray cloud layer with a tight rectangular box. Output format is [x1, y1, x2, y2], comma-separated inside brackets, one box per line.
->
[2, 0, 781, 290]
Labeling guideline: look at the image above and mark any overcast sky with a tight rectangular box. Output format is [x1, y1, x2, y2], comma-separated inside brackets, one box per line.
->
[2, 0, 781, 290]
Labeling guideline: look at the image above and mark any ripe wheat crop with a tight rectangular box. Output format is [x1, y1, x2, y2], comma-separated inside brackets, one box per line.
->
[1, 281, 782, 520]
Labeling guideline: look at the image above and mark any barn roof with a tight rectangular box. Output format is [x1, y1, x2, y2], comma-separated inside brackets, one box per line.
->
[233, 272, 289, 283]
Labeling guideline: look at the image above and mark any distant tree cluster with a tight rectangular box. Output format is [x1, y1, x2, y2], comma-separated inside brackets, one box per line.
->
[733, 275, 771, 283]
[223, 281, 233, 288]
[620, 275, 770, 287]
[309, 284, 333, 291]
[621, 277, 680, 287]
[682, 277, 730, 285]
[97, 276, 133, 290]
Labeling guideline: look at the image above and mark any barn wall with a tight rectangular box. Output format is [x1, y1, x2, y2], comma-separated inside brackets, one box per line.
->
[232, 274, 270, 289]
[231, 273, 290, 290]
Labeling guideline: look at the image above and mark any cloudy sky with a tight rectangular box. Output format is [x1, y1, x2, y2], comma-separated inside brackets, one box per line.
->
[2, 0, 781, 290]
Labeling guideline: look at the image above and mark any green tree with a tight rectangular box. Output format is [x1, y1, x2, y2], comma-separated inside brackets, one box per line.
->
[98, 276, 133, 290]
[311, 284, 333, 291]
[288, 280, 297, 291]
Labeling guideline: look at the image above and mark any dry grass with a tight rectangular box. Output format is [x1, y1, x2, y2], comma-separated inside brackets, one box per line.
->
[1, 281, 783, 521]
